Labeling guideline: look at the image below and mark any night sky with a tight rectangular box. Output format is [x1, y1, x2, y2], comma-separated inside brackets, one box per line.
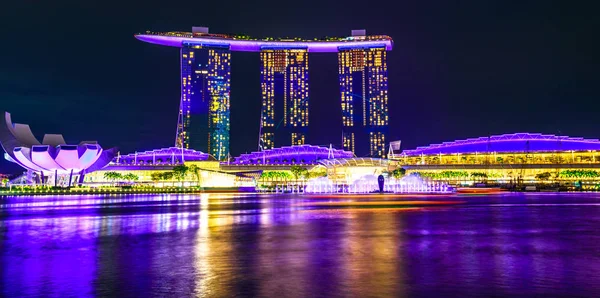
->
[1, 1, 598, 173]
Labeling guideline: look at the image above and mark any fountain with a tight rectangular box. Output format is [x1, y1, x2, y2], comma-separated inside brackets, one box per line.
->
[304, 173, 452, 194]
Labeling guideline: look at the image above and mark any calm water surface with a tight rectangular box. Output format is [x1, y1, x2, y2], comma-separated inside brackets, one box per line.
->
[1, 193, 600, 297]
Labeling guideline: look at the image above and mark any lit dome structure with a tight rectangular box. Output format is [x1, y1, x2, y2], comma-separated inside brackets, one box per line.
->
[401, 133, 600, 156]
[0, 112, 117, 177]
[113, 147, 213, 165]
[232, 145, 354, 165]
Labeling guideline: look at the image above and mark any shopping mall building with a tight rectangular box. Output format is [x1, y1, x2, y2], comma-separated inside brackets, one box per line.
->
[391, 132, 600, 184]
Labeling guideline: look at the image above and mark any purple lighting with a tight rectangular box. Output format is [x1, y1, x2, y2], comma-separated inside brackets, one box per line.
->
[135, 34, 393, 52]
[0, 112, 116, 175]
[231, 145, 354, 165]
[113, 147, 212, 165]
[401, 132, 600, 156]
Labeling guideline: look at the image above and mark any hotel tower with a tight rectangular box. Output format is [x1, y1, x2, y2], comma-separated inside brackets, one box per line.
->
[175, 27, 231, 160]
[259, 48, 309, 150]
[339, 38, 389, 157]
[136, 28, 392, 158]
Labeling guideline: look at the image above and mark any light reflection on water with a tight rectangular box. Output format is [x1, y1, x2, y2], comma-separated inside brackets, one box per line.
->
[0, 193, 600, 297]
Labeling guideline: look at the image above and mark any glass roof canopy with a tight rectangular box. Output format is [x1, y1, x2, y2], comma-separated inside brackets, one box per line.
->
[232, 145, 354, 165]
[318, 158, 389, 168]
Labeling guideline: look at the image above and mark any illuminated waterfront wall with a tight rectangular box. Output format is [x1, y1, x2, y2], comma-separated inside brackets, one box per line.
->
[260, 48, 309, 150]
[85, 161, 254, 188]
[176, 43, 231, 160]
[394, 133, 600, 183]
[339, 47, 389, 158]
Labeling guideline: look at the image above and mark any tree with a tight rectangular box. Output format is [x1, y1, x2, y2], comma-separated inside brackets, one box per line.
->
[412, 171, 468, 180]
[391, 168, 406, 179]
[150, 172, 162, 183]
[260, 171, 293, 185]
[259, 171, 271, 181]
[103, 171, 122, 185]
[157, 172, 174, 186]
[470, 172, 488, 182]
[280, 171, 292, 181]
[559, 170, 599, 179]
[172, 165, 189, 186]
[188, 164, 201, 186]
[123, 173, 139, 183]
[160, 172, 174, 181]
[535, 172, 552, 181]
[290, 166, 308, 182]
[307, 168, 327, 179]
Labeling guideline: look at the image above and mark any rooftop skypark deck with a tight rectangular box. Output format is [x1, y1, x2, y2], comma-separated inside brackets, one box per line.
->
[135, 30, 393, 52]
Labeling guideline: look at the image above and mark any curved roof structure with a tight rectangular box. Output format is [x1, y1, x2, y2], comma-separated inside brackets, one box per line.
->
[319, 158, 389, 168]
[401, 133, 600, 156]
[113, 147, 212, 165]
[232, 145, 354, 165]
[0, 112, 116, 174]
[135, 32, 393, 52]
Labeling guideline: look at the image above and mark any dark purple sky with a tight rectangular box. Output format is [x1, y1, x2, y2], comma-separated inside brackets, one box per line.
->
[0, 1, 598, 172]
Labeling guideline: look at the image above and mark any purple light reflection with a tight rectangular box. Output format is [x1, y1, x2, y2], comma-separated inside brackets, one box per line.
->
[2, 193, 600, 296]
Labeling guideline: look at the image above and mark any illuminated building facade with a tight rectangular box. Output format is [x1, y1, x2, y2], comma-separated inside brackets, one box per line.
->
[136, 28, 392, 157]
[392, 133, 600, 184]
[339, 46, 389, 158]
[231, 144, 353, 165]
[176, 41, 231, 161]
[260, 48, 309, 150]
[0, 111, 117, 186]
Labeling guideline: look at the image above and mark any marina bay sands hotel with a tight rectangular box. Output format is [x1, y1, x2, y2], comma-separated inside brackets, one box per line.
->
[136, 27, 393, 160]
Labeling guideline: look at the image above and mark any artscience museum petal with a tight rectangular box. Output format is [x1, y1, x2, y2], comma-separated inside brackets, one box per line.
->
[0, 112, 116, 175]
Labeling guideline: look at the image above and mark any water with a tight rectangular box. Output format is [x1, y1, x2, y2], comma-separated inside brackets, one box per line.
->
[1, 193, 600, 297]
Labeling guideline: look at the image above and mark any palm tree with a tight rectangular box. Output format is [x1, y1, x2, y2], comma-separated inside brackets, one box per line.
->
[172, 165, 189, 187]
[290, 166, 307, 183]
[103, 171, 122, 185]
[188, 164, 201, 186]
[470, 172, 488, 183]
[392, 168, 406, 179]
[123, 173, 139, 183]
[151, 172, 161, 184]
[160, 172, 174, 186]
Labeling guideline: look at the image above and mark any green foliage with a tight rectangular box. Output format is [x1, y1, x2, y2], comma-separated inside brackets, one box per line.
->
[172, 165, 189, 182]
[414, 171, 469, 179]
[535, 172, 553, 180]
[260, 171, 293, 181]
[558, 170, 600, 179]
[122, 173, 139, 182]
[391, 168, 406, 179]
[160, 172, 174, 181]
[151, 172, 173, 181]
[290, 166, 308, 180]
[188, 164, 200, 182]
[470, 172, 488, 178]
[150, 172, 162, 182]
[307, 169, 327, 179]
[103, 171, 122, 181]
[486, 172, 503, 178]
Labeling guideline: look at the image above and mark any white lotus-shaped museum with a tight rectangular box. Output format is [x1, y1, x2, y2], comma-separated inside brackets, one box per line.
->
[0, 112, 116, 175]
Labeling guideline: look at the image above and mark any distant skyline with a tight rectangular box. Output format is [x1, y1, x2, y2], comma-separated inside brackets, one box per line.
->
[1, 1, 598, 172]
